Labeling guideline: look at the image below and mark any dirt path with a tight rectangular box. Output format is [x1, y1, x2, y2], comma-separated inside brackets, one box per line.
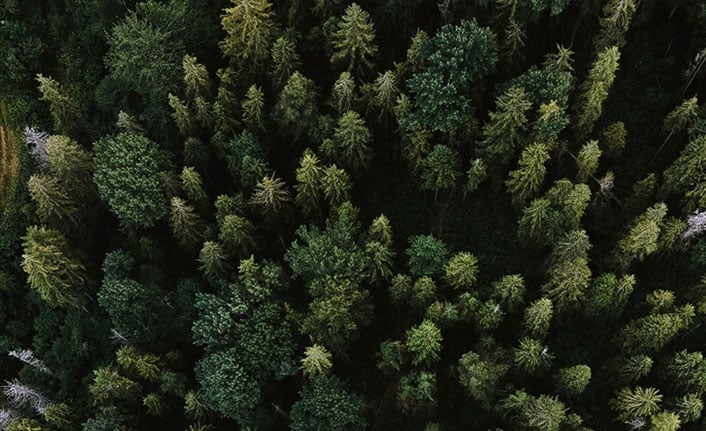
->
[0, 120, 21, 213]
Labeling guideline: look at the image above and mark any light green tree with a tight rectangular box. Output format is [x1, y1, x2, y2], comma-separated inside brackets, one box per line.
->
[220, 0, 276, 67]
[506, 142, 549, 205]
[301, 344, 333, 378]
[406, 320, 442, 366]
[575, 46, 621, 138]
[576, 140, 601, 183]
[321, 111, 372, 171]
[331, 3, 378, 74]
[241, 84, 264, 129]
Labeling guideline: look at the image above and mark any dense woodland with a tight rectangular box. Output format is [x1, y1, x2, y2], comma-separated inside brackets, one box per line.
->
[2, 0, 706, 429]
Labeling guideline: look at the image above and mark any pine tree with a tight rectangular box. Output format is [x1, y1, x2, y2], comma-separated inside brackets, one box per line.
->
[275, 72, 319, 140]
[619, 304, 695, 355]
[482, 86, 533, 165]
[301, 344, 333, 378]
[321, 111, 372, 171]
[618, 355, 653, 383]
[219, 214, 255, 255]
[295, 149, 324, 216]
[241, 84, 264, 129]
[198, 241, 229, 279]
[523, 298, 553, 338]
[576, 140, 601, 183]
[556, 365, 591, 396]
[321, 165, 352, 207]
[21, 226, 85, 307]
[458, 350, 509, 407]
[371, 70, 398, 119]
[170, 197, 202, 246]
[594, 0, 637, 50]
[35, 74, 83, 137]
[89, 367, 141, 404]
[602, 121, 627, 157]
[168, 93, 192, 134]
[331, 3, 378, 74]
[675, 393, 702, 423]
[290, 377, 367, 431]
[332, 72, 355, 114]
[444, 252, 479, 290]
[611, 386, 662, 421]
[271, 36, 301, 89]
[406, 320, 442, 366]
[180, 166, 206, 203]
[662, 97, 699, 136]
[614, 203, 667, 269]
[250, 174, 292, 215]
[514, 337, 553, 373]
[420, 145, 460, 198]
[575, 46, 621, 138]
[506, 142, 550, 205]
[182, 55, 210, 100]
[220, 0, 276, 67]
[27, 175, 76, 222]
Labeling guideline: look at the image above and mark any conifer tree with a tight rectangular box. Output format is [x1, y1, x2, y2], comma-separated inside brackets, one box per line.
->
[295, 149, 324, 216]
[332, 72, 355, 114]
[301, 344, 333, 378]
[21, 226, 85, 307]
[169, 93, 192, 135]
[198, 241, 229, 279]
[220, 0, 276, 67]
[219, 214, 255, 255]
[662, 97, 699, 136]
[170, 197, 202, 246]
[602, 121, 627, 157]
[406, 320, 442, 366]
[275, 72, 319, 140]
[182, 55, 210, 100]
[181, 166, 206, 203]
[611, 386, 662, 421]
[331, 3, 378, 74]
[35, 74, 83, 137]
[321, 164, 352, 207]
[576, 140, 601, 183]
[618, 355, 653, 383]
[241, 85, 264, 129]
[556, 365, 591, 396]
[506, 142, 550, 205]
[482, 86, 532, 165]
[271, 36, 301, 89]
[321, 111, 372, 171]
[420, 145, 460, 198]
[458, 350, 509, 407]
[444, 252, 479, 289]
[523, 297, 553, 338]
[371, 70, 398, 119]
[250, 174, 292, 215]
[575, 46, 621, 138]
[514, 338, 553, 373]
[614, 203, 667, 269]
[594, 0, 637, 50]
[27, 175, 76, 223]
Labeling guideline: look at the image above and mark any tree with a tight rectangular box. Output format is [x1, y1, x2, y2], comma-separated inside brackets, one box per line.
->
[371, 70, 399, 118]
[662, 134, 706, 212]
[27, 175, 76, 223]
[492, 275, 526, 309]
[295, 149, 324, 216]
[170, 197, 201, 246]
[420, 145, 460, 198]
[321, 165, 352, 207]
[406, 235, 449, 278]
[275, 72, 319, 140]
[506, 142, 549, 205]
[576, 140, 601, 183]
[21, 226, 85, 307]
[668, 350, 706, 394]
[250, 174, 292, 216]
[481, 86, 533, 165]
[458, 351, 509, 407]
[500, 391, 567, 431]
[89, 367, 141, 404]
[662, 97, 699, 137]
[219, 214, 255, 255]
[301, 344, 333, 378]
[35, 74, 83, 137]
[575, 46, 621, 138]
[444, 252, 478, 289]
[614, 203, 667, 269]
[271, 36, 301, 89]
[168, 93, 192, 134]
[182, 55, 210, 100]
[406, 19, 497, 132]
[241, 85, 264, 129]
[290, 376, 367, 431]
[619, 304, 695, 355]
[321, 111, 372, 171]
[198, 241, 229, 279]
[602, 121, 627, 157]
[542, 256, 591, 310]
[330, 3, 378, 74]
[675, 393, 702, 423]
[181, 167, 206, 203]
[93, 133, 168, 228]
[406, 320, 442, 366]
[465, 159, 488, 195]
[398, 371, 437, 412]
[523, 298, 553, 338]
[556, 365, 591, 396]
[611, 387, 662, 421]
[220, 0, 276, 67]
[332, 72, 355, 114]
[514, 338, 553, 373]
[594, 0, 637, 50]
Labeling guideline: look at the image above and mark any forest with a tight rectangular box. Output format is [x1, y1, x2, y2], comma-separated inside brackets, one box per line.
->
[1, 0, 706, 429]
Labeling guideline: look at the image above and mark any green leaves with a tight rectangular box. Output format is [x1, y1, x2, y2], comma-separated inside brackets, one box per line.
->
[93, 133, 168, 228]
[290, 377, 367, 431]
[406, 19, 497, 132]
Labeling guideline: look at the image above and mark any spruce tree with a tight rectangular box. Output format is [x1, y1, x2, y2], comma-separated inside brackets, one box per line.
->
[575, 46, 621, 138]
[330, 3, 378, 74]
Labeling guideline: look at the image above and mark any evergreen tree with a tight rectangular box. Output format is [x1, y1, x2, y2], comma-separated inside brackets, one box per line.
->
[614, 203, 667, 269]
[556, 365, 591, 396]
[332, 72, 356, 114]
[182, 54, 210, 100]
[575, 46, 621, 138]
[295, 149, 324, 216]
[241, 85, 265, 129]
[506, 142, 550, 205]
[170, 197, 202, 246]
[290, 377, 367, 431]
[406, 320, 442, 366]
[594, 0, 637, 50]
[220, 0, 276, 67]
[271, 36, 301, 89]
[321, 111, 372, 171]
[406, 235, 449, 278]
[523, 297, 553, 338]
[35, 74, 83, 137]
[611, 386, 662, 421]
[321, 165, 352, 207]
[250, 175, 292, 216]
[21, 226, 85, 307]
[198, 241, 229, 279]
[275, 72, 319, 140]
[301, 344, 333, 378]
[181, 166, 206, 203]
[458, 350, 509, 407]
[619, 304, 695, 355]
[576, 140, 601, 183]
[514, 338, 553, 373]
[27, 175, 76, 223]
[420, 145, 460, 198]
[330, 3, 378, 74]
[444, 252, 479, 290]
[482, 86, 533, 165]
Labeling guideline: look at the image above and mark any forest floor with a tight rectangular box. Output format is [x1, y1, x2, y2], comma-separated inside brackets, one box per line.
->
[0, 118, 21, 214]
